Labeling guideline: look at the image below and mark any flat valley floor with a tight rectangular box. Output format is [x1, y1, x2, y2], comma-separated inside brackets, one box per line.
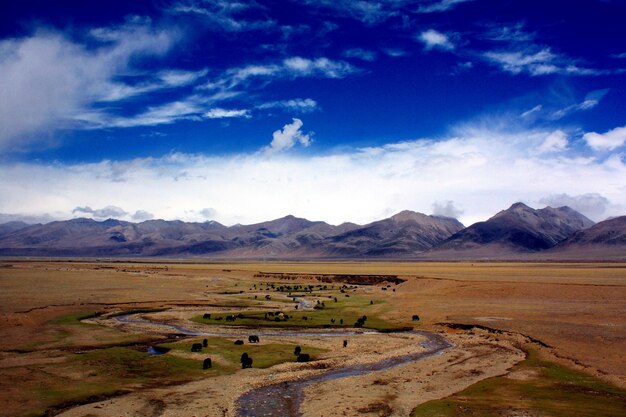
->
[0, 260, 624, 417]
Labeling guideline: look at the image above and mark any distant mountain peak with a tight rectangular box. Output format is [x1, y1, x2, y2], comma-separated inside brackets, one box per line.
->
[390, 210, 428, 222]
[434, 202, 594, 256]
[509, 202, 531, 209]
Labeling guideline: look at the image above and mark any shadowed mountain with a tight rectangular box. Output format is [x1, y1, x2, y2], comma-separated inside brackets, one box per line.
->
[0, 221, 32, 237]
[0, 211, 462, 258]
[425, 203, 594, 259]
[541, 216, 626, 260]
[3, 205, 618, 259]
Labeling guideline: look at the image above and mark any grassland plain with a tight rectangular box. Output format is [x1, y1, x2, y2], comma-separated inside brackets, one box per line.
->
[0, 260, 625, 416]
[411, 350, 626, 417]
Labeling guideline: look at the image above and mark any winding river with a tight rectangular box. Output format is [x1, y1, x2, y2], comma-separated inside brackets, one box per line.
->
[236, 331, 451, 417]
[112, 312, 452, 417]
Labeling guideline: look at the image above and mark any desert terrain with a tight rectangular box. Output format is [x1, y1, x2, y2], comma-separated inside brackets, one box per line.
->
[0, 260, 624, 417]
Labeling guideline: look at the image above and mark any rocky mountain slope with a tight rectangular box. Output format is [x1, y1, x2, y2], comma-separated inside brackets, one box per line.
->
[424, 203, 595, 258]
[542, 215, 626, 259]
[0, 211, 461, 258]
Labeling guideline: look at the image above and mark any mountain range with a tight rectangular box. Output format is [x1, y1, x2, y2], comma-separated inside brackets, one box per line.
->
[0, 203, 623, 260]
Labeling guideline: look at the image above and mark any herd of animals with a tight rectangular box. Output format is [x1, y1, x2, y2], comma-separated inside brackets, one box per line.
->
[177, 280, 419, 370]
[188, 334, 330, 370]
[184, 315, 421, 370]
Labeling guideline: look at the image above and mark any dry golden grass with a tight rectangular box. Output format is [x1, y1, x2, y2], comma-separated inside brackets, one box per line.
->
[0, 260, 624, 416]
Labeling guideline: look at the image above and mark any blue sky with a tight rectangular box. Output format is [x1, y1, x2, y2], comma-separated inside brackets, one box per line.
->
[1, 0, 625, 226]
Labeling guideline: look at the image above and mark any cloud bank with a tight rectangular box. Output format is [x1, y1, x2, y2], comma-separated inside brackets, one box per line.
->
[1, 127, 624, 227]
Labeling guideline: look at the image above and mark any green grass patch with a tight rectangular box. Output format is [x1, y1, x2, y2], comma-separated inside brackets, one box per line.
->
[18, 346, 212, 417]
[411, 350, 626, 417]
[160, 337, 326, 369]
[48, 311, 101, 325]
[106, 307, 168, 318]
[192, 295, 404, 331]
[75, 347, 209, 382]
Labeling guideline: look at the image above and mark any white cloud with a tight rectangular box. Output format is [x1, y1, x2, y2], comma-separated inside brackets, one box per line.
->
[169, 0, 275, 32]
[483, 47, 603, 76]
[264, 118, 312, 153]
[100, 68, 208, 102]
[418, 30, 454, 51]
[258, 98, 318, 113]
[539, 193, 610, 220]
[204, 57, 357, 92]
[480, 23, 535, 43]
[343, 48, 377, 61]
[72, 205, 128, 219]
[417, 0, 474, 13]
[536, 130, 568, 154]
[131, 210, 154, 221]
[432, 200, 463, 218]
[282, 57, 356, 78]
[205, 108, 251, 119]
[2, 126, 625, 227]
[550, 89, 609, 120]
[483, 48, 557, 75]
[199, 208, 217, 219]
[302, 0, 397, 25]
[81, 97, 206, 128]
[0, 24, 176, 150]
[0, 212, 56, 225]
[583, 125, 626, 151]
[521, 104, 543, 119]
[383, 48, 407, 57]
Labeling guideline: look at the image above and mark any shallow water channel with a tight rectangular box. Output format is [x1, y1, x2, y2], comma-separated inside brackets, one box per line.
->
[112, 312, 452, 417]
[236, 331, 451, 417]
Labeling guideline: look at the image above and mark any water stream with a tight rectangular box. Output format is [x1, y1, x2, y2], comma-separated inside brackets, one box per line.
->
[236, 331, 451, 417]
[112, 308, 451, 417]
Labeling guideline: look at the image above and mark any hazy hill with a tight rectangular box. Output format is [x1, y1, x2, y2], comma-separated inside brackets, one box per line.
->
[0, 221, 32, 237]
[541, 216, 626, 259]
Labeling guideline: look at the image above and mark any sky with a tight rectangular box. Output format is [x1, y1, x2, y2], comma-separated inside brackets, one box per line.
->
[1, 0, 625, 227]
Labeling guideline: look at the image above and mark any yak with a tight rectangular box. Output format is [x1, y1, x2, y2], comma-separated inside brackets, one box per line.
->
[241, 353, 253, 369]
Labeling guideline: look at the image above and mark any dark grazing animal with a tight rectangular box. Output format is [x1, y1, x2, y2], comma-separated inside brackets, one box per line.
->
[234, 339, 244, 345]
[202, 338, 208, 348]
[241, 353, 253, 369]
[203, 358, 212, 369]
[203, 313, 211, 319]
[248, 335, 260, 343]
[191, 343, 203, 352]
[296, 353, 310, 362]
[343, 340, 348, 348]
[412, 315, 420, 321]
[294, 345, 301, 356]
